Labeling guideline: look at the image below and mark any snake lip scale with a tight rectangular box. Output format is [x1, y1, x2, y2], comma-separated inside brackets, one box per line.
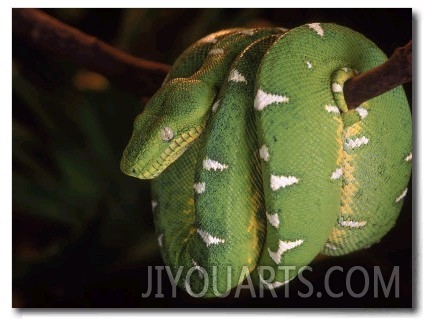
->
[121, 23, 412, 297]
[122, 124, 205, 179]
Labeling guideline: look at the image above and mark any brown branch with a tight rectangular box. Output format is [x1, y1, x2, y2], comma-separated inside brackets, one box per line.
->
[344, 40, 412, 109]
[12, 9, 411, 105]
[12, 8, 171, 97]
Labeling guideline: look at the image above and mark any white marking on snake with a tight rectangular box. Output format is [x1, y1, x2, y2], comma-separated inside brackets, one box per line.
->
[332, 83, 343, 93]
[151, 200, 158, 211]
[345, 136, 369, 149]
[268, 239, 304, 264]
[342, 67, 349, 72]
[208, 48, 224, 55]
[330, 167, 343, 180]
[203, 158, 228, 171]
[306, 61, 313, 69]
[259, 144, 270, 162]
[212, 99, 220, 113]
[395, 188, 408, 203]
[355, 107, 369, 119]
[196, 228, 225, 246]
[192, 259, 204, 279]
[254, 89, 289, 111]
[339, 220, 367, 228]
[325, 104, 340, 114]
[228, 69, 247, 83]
[258, 274, 291, 289]
[325, 242, 338, 250]
[307, 23, 324, 37]
[266, 212, 280, 228]
[405, 152, 412, 162]
[270, 175, 299, 191]
[194, 182, 206, 194]
[157, 233, 163, 247]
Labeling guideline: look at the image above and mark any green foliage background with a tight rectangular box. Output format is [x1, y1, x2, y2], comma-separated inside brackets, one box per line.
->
[12, 8, 412, 307]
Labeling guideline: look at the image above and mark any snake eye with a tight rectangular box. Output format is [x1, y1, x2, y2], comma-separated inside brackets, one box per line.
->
[160, 127, 174, 142]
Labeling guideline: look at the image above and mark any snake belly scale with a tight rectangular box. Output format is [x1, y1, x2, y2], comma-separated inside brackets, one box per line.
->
[120, 23, 412, 297]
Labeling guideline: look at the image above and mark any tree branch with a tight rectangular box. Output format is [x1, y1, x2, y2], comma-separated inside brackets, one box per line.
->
[12, 8, 170, 97]
[344, 40, 412, 109]
[12, 9, 411, 106]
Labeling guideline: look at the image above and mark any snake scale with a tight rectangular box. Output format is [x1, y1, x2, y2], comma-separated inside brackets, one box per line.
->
[120, 23, 412, 297]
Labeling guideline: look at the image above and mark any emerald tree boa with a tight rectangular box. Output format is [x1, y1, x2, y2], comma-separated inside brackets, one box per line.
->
[120, 23, 412, 297]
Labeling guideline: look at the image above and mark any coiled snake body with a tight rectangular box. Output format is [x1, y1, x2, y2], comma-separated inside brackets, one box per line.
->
[120, 23, 412, 297]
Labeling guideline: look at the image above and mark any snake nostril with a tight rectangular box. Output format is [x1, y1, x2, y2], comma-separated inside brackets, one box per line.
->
[132, 168, 137, 175]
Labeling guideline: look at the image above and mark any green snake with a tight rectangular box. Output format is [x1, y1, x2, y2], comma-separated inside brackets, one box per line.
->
[120, 23, 412, 297]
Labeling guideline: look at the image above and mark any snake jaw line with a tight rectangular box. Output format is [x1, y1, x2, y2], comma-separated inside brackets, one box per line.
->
[124, 124, 205, 179]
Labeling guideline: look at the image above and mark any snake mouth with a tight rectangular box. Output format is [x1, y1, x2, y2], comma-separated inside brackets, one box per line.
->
[136, 124, 205, 179]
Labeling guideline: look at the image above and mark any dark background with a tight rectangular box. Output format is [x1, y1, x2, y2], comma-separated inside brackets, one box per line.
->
[12, 8, 413, 308]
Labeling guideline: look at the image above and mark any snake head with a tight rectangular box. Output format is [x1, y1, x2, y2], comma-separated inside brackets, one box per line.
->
[120, 79, 215, 179]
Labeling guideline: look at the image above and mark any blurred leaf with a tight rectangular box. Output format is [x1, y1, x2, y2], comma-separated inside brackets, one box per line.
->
[54, 150, 101, 201]
[12, 121, 40, 144]
[111, 232, 159, 270]
[77, 99, 115, 165]
[97, 199, 147, 249]
[13, 173, 81, 227]
[12, 73, 55, 131]
[115, 9, 150, 52]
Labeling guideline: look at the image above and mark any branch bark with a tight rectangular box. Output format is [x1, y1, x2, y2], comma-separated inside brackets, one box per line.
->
[12, 8, 170, 97]
[344, 40, 412, 109]
[12, 9, 411, 105]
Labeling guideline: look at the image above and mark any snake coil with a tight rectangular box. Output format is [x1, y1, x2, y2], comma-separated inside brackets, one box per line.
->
[121, 23, 412, 297]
